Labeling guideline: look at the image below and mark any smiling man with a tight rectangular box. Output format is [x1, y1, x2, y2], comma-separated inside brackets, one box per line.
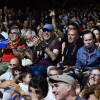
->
[26, 24, 62, 77]
[49, 74, 86, 100]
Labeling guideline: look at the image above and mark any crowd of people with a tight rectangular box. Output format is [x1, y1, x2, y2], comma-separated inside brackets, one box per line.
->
[0, 5, 100, 100]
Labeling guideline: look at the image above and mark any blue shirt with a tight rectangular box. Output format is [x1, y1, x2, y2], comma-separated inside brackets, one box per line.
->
[74, 44, 100, 71]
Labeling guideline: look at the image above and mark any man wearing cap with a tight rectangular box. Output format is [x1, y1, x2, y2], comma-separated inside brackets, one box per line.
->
[26, 24, 62, 77]
[49, 74, 86, 100]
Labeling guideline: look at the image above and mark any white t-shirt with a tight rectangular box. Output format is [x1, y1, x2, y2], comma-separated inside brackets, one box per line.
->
[18, 83, 29, 100]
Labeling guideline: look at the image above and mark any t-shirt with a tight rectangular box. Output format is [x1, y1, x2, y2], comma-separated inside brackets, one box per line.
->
[0, 69, 13, 81]
[38, 41, 62, 66]
[18, 83, 29, 100]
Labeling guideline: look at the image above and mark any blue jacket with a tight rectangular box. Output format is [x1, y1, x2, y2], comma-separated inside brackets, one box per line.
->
[74, 44, 100, 71]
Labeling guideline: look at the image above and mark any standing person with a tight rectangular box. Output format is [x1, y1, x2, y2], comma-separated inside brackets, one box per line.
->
[74, 30, 100, 90]
[49, 74, 86, 100]
[26, 24, 62, 77]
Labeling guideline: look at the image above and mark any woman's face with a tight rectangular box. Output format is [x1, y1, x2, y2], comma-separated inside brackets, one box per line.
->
[89, 69, 100, 85]
[93, 30, 100, 41]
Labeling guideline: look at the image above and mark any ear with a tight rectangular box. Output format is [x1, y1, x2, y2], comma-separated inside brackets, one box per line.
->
[66, 84, 72, 91]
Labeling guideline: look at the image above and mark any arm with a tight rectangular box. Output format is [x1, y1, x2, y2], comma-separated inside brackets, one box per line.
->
[50, 10, 64, 39]
[44, 48, 59, 61]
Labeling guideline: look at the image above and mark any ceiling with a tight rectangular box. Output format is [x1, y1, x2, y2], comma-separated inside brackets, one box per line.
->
[0, 0, 100, 9]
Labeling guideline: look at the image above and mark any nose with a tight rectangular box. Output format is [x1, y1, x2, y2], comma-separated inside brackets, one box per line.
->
[52, 87, 56, 94]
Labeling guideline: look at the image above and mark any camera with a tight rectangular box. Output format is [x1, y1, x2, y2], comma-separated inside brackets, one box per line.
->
[0, 39, 8, 48]
[77, 66, 87, 80]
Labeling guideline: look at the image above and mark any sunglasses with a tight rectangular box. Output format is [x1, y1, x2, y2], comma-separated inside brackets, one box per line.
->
[43, 29, 51, 32]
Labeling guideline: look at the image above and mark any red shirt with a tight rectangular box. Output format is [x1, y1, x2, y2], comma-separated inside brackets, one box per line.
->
[2, 39, 25, 62]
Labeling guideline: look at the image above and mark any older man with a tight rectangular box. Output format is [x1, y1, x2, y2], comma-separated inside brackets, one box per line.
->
[17, 30, 36, 66]
[2, 26, 26, 62]
[26, 24, 62, 77]
[49, 74, 86, 100]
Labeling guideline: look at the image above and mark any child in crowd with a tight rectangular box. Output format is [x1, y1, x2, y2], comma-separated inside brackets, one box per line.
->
[11, 69, 32, 100]
[18, 71, 32, 100]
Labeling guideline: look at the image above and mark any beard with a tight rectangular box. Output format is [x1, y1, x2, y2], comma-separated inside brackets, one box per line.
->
[26, 41, 34, 47]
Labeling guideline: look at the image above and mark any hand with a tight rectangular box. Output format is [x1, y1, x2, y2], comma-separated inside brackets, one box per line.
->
[63, 65, 69, 72]
[87, 78, 95, 87]
[49, 10, 55, 18]
[33, 36, 42, 47]
[83, 71, 90, 76]
[17, 46, 25, 59]
[29, 87, 39, 100]
[8, 39, 13, 47]
[75, 68, 80, 75]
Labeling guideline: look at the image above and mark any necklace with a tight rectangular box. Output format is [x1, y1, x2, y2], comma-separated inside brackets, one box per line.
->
[66, 44, 77, 56]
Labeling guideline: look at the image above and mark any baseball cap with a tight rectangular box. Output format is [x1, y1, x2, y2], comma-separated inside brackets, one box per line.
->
[49, 74, 76, 90]
[43, 24, 54, 31]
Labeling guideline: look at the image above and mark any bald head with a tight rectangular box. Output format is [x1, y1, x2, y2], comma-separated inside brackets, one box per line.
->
[9, 57, 21, 70]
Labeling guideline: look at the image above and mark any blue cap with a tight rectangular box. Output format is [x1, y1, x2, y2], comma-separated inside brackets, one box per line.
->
[43, 24, 54, 31]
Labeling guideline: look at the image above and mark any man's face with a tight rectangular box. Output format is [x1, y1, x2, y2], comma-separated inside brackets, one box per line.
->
[26, 34, 34, 47]
[68, 30, 78, 45]
[88, 21, 95, 29]
[51, 82, 68, 100]
[9, 58, 19, 70]
[43, 29, 53, 41]
[10, 29, 19, 42]
[83, 33, 95, 50]
[23, 20, 29, 28]
[67, 25, 76, 32]
[48, 70, 60, 77]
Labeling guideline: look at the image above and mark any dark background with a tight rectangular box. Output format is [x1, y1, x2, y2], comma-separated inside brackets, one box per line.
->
[0, 0, 100, 9]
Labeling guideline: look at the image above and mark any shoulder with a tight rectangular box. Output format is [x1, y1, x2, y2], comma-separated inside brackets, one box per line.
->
[75, 96, 86, 100]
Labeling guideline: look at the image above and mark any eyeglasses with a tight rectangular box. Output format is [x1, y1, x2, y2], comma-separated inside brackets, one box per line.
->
[43, 29, 51, 32]
[90, 73, 100, 76]
[25, 38, 33, 41]
[10, 64, 17, 67]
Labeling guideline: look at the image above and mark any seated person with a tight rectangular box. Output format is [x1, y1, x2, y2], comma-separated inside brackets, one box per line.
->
[80, 67, 100, 100]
